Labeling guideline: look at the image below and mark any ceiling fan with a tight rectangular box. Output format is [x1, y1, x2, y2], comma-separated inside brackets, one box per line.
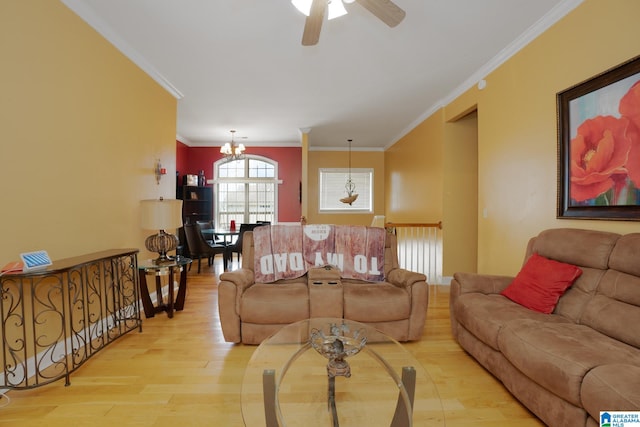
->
[292, 0, 406, 46]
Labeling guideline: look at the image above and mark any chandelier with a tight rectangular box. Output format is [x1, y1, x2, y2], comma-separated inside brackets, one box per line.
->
[220, 130, 245, 162]
[340, 139, 358, 205]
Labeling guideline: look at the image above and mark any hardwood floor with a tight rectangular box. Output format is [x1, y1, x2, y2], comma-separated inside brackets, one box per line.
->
[0, 259, 544, 426]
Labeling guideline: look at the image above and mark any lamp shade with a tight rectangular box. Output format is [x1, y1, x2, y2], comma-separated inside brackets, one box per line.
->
[140, 199, 183, 231]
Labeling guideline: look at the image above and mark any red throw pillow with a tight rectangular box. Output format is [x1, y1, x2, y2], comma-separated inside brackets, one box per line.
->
[501, 253, 582, 314]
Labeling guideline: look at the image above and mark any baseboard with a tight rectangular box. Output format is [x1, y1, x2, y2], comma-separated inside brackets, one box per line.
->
[0, 282, 168, 392]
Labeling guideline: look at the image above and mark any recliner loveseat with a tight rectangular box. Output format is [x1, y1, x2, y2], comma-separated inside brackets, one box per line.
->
[218, 226, 428, 344]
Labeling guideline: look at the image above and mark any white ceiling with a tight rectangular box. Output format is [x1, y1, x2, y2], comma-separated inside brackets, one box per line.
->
[62, 0, 582, 150]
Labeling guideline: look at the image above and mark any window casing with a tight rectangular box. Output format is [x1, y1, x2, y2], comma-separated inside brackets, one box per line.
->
[214, 156, 279, 227]
[319, 168, 373, 213]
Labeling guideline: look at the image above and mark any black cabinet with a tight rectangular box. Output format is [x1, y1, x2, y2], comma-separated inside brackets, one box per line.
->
[177, 185, 213, 224]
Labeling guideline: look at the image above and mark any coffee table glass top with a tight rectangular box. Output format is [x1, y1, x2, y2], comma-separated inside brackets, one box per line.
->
[241, 318, 445, 427]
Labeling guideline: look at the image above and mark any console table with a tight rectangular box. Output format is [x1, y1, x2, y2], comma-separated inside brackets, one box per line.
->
[0, 249, 141, 389]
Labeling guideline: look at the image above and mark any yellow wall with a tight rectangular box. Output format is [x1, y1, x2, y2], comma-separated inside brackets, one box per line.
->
[384, 111, 444, 222]
[6, 0, 638, 280]
[0, 1, 177, 264]
[475, 0, 640, 275]
[388, 0, 640, 276]
[442, 111, 478, 275]
[307, 150, 385, 225]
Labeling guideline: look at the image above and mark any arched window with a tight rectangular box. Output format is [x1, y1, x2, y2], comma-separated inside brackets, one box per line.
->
[213, 155, 279, 227]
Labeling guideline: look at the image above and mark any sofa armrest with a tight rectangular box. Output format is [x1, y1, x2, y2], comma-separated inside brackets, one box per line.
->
[451, 272, 513, 295]
[449, 272, 514, 340]
[218, 268, 255, 343]
[385, 268, 428, 340]
[387, 268, 427, 288]
[219, 268, 255, 292]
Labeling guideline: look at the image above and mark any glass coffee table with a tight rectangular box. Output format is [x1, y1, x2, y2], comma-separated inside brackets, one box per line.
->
[241, 318, 445, 427]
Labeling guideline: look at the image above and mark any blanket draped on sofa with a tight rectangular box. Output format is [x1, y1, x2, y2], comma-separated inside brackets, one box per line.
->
[252, 224, 386, 283]
[217, 228, 428, 344]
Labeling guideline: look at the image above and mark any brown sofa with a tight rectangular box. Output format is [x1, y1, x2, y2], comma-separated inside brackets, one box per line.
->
[450, 228, 640, 427]
[218, 230, 428, 344]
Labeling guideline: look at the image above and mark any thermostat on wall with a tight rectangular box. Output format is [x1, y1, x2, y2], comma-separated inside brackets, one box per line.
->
[20, 250, 52, 271]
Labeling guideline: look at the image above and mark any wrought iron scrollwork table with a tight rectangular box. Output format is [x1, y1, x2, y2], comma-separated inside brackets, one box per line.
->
[0, 249, 141, 389]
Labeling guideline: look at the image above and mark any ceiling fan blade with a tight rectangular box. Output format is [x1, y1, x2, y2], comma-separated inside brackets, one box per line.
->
[302, 0, 327, 46]
[356, 0, 406, 27]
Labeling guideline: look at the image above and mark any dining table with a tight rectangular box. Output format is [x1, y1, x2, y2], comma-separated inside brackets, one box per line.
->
[200, 228, 239, 246]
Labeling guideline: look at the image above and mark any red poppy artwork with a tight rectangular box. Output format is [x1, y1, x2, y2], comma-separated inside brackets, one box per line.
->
[558, 56, 640, 220]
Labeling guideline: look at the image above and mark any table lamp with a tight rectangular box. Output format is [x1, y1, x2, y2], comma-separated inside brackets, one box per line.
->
[140, 197, 183, 264]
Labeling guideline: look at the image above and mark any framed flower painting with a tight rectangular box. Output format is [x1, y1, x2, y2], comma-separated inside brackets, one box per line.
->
[557, 55, 640, 220]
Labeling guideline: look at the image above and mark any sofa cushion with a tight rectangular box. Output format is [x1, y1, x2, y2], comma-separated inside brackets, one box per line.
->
[581, 269, 640, 348]
[240, 282, 309, 324]
[501, 253, 582, 314]
[581, 364, 640, 420]
[526, 229, 619, 322]
[554, 267, 607, 322]
[453, 293, 571, 350]
[497, 320, 640, 407]
[528, 228, 620, 269]
[343, 281, 409, 322]
[608, 233, 640, 277]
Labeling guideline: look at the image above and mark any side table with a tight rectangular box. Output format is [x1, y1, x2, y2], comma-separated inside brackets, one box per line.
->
[138, 257, 192, 318]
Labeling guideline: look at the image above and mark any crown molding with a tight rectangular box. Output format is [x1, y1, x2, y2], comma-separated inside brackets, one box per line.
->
[181, 140, 303, 148]
[386, 0, 584, 150]
[384, 102, 443, 151]
[309, 146, 384, 152]
[61, 0, 184, 100]
[61, 0, 583, 150]
[440, 0, 583, 108]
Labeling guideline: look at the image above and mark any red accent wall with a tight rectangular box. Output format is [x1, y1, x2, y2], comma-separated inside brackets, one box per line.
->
[176, 140, 190, 186]
[176, 142, 302, 222]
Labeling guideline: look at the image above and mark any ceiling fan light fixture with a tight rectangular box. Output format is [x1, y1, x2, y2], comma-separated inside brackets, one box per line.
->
[299, 0, 405, 46]
[327, 0, 347, 20]
[293, 0, 347, 20]
[292, 0, 312, 16]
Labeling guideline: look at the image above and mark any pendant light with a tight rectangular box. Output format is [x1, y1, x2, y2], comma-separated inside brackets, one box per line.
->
[340, 139, 358, 205]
